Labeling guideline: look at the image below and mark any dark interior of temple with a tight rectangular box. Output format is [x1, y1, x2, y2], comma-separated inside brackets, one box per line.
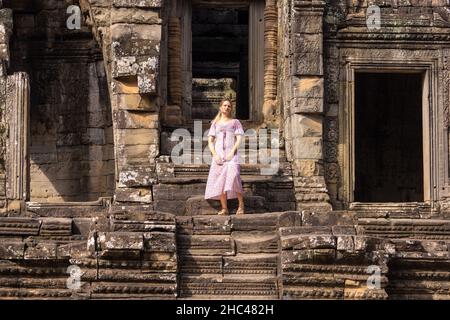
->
[191, 5, 249, 120]
[354, 72, 424, 202]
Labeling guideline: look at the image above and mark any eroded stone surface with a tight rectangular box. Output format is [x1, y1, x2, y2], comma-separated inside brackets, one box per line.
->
[1, 0, 450, 301]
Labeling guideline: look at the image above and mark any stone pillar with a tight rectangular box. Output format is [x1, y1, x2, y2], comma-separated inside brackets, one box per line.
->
[80, 0, 164, 204]
[283, 0, 331, 213]
[161, 0, 183, 126]
[5, 73, 30, 205]
[263, 0, 278, 126]
[0, 8, 22, 212]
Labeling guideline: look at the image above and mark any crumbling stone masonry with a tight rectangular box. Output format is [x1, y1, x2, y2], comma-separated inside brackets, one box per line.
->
[0, 0, 450, 299]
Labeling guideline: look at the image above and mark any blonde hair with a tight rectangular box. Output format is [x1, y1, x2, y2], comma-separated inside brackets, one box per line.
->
[213, 98, 233, 124]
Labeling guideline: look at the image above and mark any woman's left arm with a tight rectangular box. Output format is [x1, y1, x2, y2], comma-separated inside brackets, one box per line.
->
[226, 135, 243, 161]
[225, 120, 244, 161]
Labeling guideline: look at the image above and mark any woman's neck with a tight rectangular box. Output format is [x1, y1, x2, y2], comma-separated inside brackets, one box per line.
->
[219, 116, 231, 123]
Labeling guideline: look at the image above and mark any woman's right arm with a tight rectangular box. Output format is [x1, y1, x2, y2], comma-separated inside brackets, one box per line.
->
[207, 122, 221, 164]
[209, 136, 222, 164]
[208, 136, 216, 156]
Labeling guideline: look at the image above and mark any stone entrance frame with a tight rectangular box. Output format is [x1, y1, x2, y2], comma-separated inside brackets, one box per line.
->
[162, 0, 275, 126]
[338, 50, 445, 209]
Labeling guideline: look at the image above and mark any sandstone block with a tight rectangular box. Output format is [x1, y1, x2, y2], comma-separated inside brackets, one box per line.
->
[292, 33, 323, 74]
[112, 56, 139, 78]
[114, 187, 153, 203]
[293, 13, 322, 34]
[233, 231, 279, 253]
[281, 234, 336, 250]
[337, 236, 355, 251]
[117, 128, 158, 145]
[98, 232, 144, 251]
[113, 77, 139, 94]
[143, 232, 176, 252]
[291, 137, 323, 160]
[0, 241, 24, 259]
[118, 144, 159, 164]
[117, 93, 158, 111]
[115, 110, 159, 129]
[292, 77, 324, 113]
[24, 242, 57, 259]
[290, 114, 323, 137]
[113, 0, 163, 8]
[118, 166, 157, 187]
[111, 8, 161, 24]
[112, 38, 160, 58]
[138, 72, 157, 94]
[281, 249, 314, 264]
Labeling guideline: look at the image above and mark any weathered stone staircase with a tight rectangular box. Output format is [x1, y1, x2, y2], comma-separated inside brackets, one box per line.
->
[0, 202, 449, 299]
[176, 213, 282, 299]
[155, 130, 296, 215]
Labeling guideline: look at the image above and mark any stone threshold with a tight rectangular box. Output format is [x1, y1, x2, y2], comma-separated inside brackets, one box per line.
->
[349, 202, 435, 219]
[27, 197, 111, 209]
[24, 197, 112, 218]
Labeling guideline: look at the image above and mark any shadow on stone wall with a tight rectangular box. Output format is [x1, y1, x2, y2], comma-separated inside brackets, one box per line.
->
[8, 1, 115, 202]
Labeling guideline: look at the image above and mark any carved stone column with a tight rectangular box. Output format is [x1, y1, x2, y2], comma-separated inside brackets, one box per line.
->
[5, 73, 30, 207]
[283, 0, 331, 213]
[161, 0, 183, 125]
[0, 8, 23, 212]
[263, 0, 278, 126]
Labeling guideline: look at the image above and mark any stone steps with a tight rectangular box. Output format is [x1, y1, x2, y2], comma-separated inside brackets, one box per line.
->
[185, 195, 267, 215]
[154, 158, 296, 215]
[179, 295, 276, 300]
[179, 274, 279, 298]
[170, 162, 293, 178]
[176, 213, 287, 299]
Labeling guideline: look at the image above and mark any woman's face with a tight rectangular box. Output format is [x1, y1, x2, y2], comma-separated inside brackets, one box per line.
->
[220, 101, 232, 117]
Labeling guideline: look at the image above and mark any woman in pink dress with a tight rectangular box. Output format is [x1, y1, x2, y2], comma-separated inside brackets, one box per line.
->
[204, 99, 245, 215]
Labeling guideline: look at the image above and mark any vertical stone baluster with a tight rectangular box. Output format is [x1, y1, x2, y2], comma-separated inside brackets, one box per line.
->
[161, 0, 183, 125]
[263, 0, 278, 125]
[6, 72, 30, 204]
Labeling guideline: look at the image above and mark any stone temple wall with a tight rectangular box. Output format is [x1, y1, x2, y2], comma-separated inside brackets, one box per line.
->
[0, 0, 449, 300]
[8, 0, 115, 202]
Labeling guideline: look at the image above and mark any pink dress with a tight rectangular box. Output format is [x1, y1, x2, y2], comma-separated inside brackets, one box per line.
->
[204, 119, 245, 200]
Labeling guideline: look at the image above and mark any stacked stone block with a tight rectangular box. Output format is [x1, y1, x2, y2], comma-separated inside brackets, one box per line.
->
[281, 0, 331, 213]
[80, 0, 163, 203]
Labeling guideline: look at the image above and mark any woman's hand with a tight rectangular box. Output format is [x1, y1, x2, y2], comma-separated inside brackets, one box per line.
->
[225, 151, 235, 162]
[213, 154, 223, 165]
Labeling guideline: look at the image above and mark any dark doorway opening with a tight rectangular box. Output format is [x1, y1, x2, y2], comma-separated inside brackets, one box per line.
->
[354, 72, 424, 202]
[191, 6, 249, 120]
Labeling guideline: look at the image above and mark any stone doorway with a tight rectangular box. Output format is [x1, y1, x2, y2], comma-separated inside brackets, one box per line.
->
[354, 72, 424, 202]
[191, 6, 250, 120]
